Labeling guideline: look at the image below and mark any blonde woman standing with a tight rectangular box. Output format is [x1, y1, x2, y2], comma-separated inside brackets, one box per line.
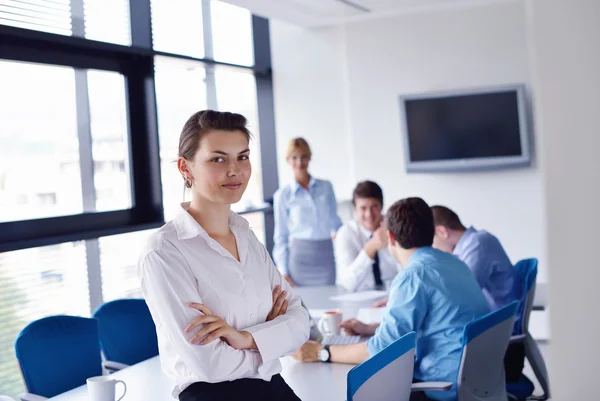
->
[273, 138, 342, 287]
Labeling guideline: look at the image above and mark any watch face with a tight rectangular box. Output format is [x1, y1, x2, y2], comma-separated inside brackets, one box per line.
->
[318, 348, 330, 362]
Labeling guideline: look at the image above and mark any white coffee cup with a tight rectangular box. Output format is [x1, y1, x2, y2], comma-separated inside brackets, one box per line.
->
[87, 376, 127, 401]
[318, 311, 343, 335]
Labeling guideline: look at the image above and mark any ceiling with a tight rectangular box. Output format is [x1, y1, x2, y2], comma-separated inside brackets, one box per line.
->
[220, 0, 514, 27]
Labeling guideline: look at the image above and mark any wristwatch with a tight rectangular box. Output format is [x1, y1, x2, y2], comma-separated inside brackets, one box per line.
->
[318, 344, 331, 363]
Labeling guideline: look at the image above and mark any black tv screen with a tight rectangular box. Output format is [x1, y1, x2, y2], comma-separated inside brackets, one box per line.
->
[401, 86, 530, 172]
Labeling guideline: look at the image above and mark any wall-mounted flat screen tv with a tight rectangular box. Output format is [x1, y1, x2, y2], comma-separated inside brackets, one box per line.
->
[400, 85, 530, 172]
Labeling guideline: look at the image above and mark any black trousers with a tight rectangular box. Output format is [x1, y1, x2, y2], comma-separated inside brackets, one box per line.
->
[179, 375, 301, 401]
[504, 342, 526, 382]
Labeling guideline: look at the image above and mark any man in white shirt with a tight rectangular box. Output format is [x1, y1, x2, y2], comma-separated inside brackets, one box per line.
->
[335, 181, 401, 292]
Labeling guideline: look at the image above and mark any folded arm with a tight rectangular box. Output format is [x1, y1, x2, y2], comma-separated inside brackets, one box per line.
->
[139, 244, 262, 382]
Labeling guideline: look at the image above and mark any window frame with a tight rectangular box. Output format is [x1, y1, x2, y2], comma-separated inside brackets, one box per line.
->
[0, 1, 278, 255]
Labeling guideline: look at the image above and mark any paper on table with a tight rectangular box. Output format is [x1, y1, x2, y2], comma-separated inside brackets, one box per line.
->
[329, 290, 388, 303]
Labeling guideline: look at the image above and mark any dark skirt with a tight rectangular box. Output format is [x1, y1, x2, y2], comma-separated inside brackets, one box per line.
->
[179, 374, 301, 401]
[288, 238, 336, 286]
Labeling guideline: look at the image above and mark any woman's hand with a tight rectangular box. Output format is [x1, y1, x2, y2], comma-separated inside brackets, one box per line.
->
[284, 274, 297, 287]
[185, 303, 256, 350]
[267, 285, 288, 321]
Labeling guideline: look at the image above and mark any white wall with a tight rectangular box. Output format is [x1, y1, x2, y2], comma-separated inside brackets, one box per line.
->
[527, 0, 600, 397]
[343, 0, 546, 280]
[271, 0, 547, 280]
[270, 20, 355, 199]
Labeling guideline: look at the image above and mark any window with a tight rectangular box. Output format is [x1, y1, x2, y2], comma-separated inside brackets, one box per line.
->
[0, 61, 82, 222]
[151, 0, 204, 58]
[0, 3, 275, 399]
[0, 241, 90, 397]
[210, 1, 254, 67]
[215, 67, 263, 211]
[0, 61, 132, 223]
[83, 0, 131, 45]
[88, 70, 132, 212]
[100, 230, 153, 302]
[154, 56, 208, 221]
[0, 0, 72, 35]
[0, 0, 131, 44]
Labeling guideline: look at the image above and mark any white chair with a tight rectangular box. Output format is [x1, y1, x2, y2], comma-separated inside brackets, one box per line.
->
[347, 332, 451, 401]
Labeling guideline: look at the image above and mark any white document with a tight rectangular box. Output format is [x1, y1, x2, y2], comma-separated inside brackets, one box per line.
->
[329, 290, 388, 303]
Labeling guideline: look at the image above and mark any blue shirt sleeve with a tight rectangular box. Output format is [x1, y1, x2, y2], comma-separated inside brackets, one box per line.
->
[367, 271, 428, 356]
[272, 189, 290, 275]
[326, 181, 343, 233]
[458, 241, 490, 290]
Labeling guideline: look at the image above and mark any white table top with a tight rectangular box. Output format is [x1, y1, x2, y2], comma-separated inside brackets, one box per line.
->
[47, 356, 353, 401]
[48, 286, 363, 401]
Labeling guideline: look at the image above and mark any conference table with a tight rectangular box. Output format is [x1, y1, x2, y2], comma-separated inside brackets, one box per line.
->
[48, 286, 383, 401]
[47, 285, 548, 400]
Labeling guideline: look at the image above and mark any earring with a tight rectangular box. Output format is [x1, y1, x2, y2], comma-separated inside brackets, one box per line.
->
[185, 178, 192, 188]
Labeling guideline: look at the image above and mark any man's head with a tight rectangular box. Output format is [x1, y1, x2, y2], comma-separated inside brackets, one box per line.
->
[352, 181, 384, 233]
[385, 197, 434, 263]
[430, 205, 467, 253]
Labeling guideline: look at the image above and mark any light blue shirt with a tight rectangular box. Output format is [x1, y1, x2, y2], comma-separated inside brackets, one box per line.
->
[367, 247, 489, 401]
[454, 227, 522, 311]
[272, 177, 342, 275]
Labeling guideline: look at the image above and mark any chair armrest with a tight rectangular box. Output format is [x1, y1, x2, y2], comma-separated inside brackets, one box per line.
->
[411, 382, 453, 392]
[103, 360, 129, 372]
[19, 392, 48, 401]
[510, 334, 527, 343]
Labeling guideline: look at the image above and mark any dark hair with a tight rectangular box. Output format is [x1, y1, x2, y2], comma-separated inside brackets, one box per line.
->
[352, 181, 384, 206]
[385, 197, 434, 249]
[178, 110, 251, 160]
[430, 205, 466, 231]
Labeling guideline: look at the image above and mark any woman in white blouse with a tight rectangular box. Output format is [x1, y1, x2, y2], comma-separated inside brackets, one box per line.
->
[138, 110, 309, 401]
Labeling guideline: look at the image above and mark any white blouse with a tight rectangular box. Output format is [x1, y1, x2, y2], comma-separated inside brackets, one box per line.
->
[334, 220, 401, 292]
[138, 203, 309, 397]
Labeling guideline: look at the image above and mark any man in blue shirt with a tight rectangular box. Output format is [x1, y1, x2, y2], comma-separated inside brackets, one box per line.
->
[292, 198, 489, 401]
[430, 206, 522, 311]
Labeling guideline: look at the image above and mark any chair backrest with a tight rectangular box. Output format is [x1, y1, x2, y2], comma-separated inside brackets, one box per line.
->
[347, 332, 415, 401]
[93, 298, 159, 365]
[14, 315, 102, 398]
[457, 301, 519, 401]
[513, 258, 538, 335]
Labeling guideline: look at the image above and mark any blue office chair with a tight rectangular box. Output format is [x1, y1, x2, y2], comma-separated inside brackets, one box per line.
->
[93, 298, 159, 369]
[347, 332, 452, 401]
[456, 301, 519, 401]
[347, 332, 416, 401]
[14, 315, 103, 400]
[411, 301, 519, 401]
[507, 258, 550, 401]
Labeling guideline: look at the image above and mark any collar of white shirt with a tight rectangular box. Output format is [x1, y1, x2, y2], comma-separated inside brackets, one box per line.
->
[174, 202, 250, 241]
[356, 220, 374, 240]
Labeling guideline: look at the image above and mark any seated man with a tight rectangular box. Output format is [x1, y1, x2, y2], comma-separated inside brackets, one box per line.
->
[335, 181, 401, 292]
[293, 197, 489, 401]
[431, 206, 525, 383]
[430, 206, 522, 311]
